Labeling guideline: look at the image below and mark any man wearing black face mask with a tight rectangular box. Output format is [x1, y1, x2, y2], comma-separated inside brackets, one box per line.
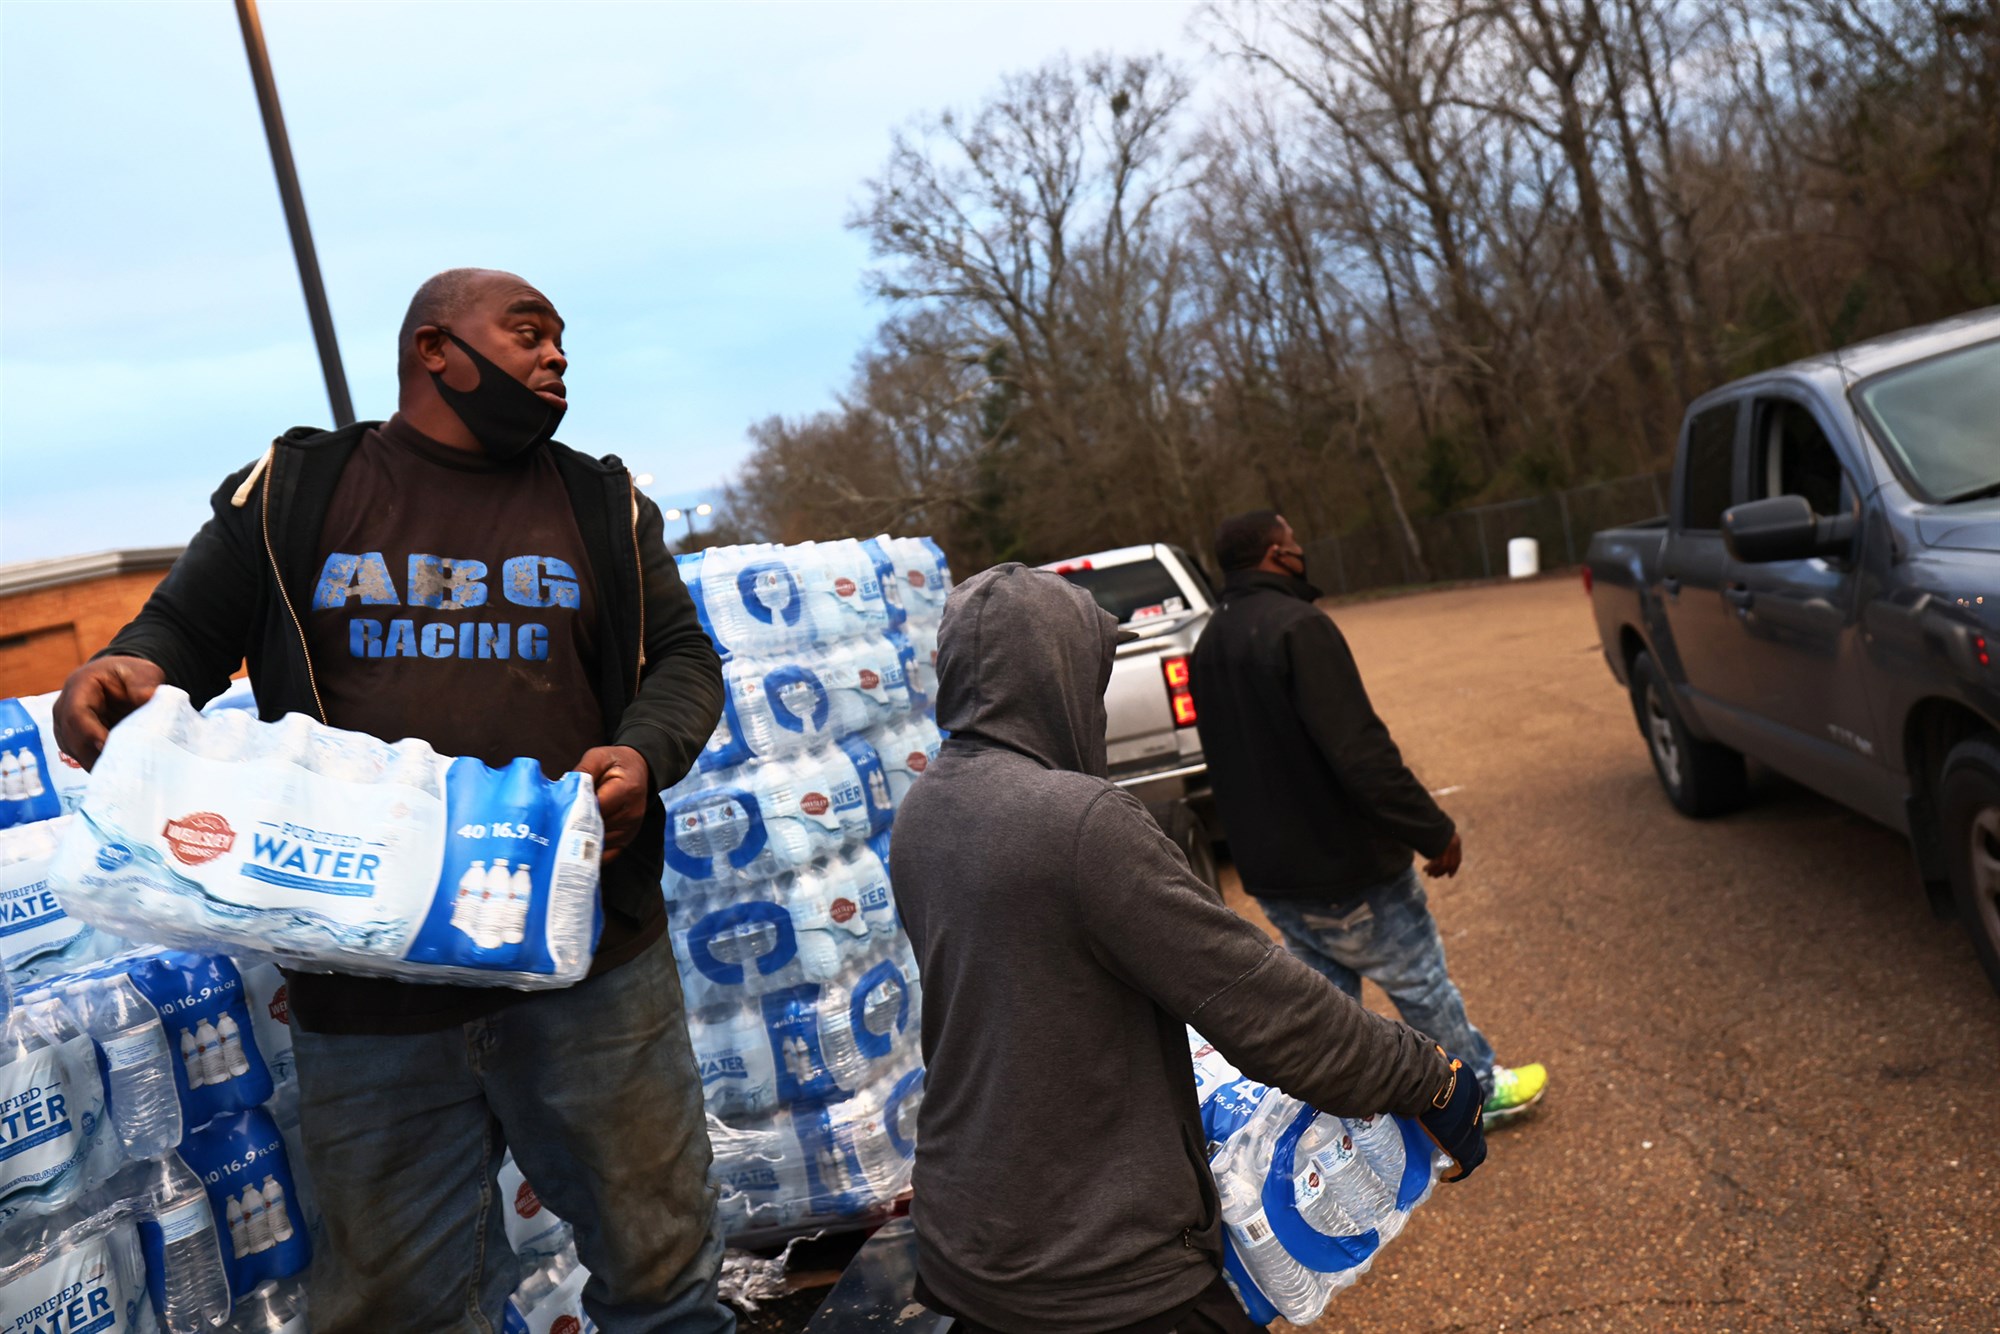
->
[53, 269, 738, 1332]
[1189, 511, 1548, 1132]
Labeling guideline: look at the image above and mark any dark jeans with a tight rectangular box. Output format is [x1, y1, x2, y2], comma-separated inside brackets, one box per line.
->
[293, 931, 735, 1333]
[1257, 867, 1498, 1084]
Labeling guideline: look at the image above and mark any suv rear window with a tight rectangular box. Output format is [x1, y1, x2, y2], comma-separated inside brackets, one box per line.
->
[1057, 559, 1189, 625]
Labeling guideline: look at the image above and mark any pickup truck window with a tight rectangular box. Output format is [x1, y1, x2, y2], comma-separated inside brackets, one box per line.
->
[1751, 399, 1849, 516]
[1680, 401, 1739, 530]
[1060, 559, 1189, 625]
[1854, 337, 2000, 503]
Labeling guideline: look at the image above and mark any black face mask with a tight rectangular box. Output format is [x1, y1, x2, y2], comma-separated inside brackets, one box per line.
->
[1278, 547, 1310, 583]
[429, 330, 565, 461]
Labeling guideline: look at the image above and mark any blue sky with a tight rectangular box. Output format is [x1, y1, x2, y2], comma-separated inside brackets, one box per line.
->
[1, 0, 1209, 563]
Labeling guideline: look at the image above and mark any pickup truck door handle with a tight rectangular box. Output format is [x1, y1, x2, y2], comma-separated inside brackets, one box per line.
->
[1725, 584, 1755, 610]
[1662, 576, 1681, 596]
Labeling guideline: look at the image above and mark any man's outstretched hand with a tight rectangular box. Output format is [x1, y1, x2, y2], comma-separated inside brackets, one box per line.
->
[573, 745, 650, 864]
[54, 656, 166, 771]
[1423, 833, 1463, 879]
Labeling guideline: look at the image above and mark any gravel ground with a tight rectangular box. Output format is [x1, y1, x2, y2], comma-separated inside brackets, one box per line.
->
[1215, 575, 2000, 1332]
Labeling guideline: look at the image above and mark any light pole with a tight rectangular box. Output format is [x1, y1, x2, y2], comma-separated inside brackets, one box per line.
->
[662, 502, 713, 545]
[235, 0, 353, 427]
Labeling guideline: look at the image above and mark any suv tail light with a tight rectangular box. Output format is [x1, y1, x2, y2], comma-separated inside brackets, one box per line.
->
[1163, 656, 1197, 727]
[1581, 566, 1594, 596]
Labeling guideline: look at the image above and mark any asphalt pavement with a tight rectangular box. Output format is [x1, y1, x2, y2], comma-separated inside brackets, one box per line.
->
[1217, 575, 1999, 1332]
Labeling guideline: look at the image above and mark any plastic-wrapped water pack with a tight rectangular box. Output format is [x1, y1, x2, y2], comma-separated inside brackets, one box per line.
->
[3, 817, 121, 990]
[670, 534, 948, 1243]
[1190, 1032, 1443, 1326]
[46, 687, 605, 989]
[0, 694, 90, 832]
[0, 1153, 234, 1334]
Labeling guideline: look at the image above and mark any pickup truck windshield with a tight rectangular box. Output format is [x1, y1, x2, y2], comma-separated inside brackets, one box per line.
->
[1060, 559, 1189, 625]
[1854, 338, 2000, 502]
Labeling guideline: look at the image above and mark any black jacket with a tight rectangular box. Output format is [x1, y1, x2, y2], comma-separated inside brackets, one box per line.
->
[103, 421, 723, 967]
[893, 565, 1450, 1333]
[1189, 569, 1454, 901]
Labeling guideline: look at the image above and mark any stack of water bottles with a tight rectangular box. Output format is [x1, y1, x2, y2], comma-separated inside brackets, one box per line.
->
[0, 958, 239, 1332]
[495, 1154, 595, 1334]
[0, 688, 313, 1332]
[4, 948, 315, 1332]
[668, 535, 948, 1242]
[0, 694, 119, 991]
[1190, 1031, 1445, 1326]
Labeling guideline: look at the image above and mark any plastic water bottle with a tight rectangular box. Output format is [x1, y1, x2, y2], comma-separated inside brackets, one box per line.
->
[224, 1277, 308, 1334]
[690, 1001, 779, 1117]
[64, 975, 181, 1159]
[261, 1174, 294, 1242]
[180, 1028, 203, 1088]
[815, 963, 909, 1091]
[453, 860, 485, 937]
[506, 864, 532, 945]
[780, 866, 843, 979]
[17, 748, 43, 799]
[2, 749, 21, 800]
[1294, 1114, 1395, 1232]
[144, 1152, 233, 1333]
[241, 1180, 273, 1254]
[479, 860, 513, 949]
[194, 1018, 229, 1088]
[226, 1193, 246, 1257]
[1346, 1113, 1408, 1197]
[217, 1012, 251, 1079]
[1215, 1154, 1321, 1322]
[696, 545, 817, 656]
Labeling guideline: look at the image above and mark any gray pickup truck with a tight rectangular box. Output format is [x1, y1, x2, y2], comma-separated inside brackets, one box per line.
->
[1586, 306, 2000, 994]
[1043, 543, 1219, 884]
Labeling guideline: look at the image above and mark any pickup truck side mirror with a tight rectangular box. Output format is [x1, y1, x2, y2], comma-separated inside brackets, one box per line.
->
[1722, 495, 1857, 563]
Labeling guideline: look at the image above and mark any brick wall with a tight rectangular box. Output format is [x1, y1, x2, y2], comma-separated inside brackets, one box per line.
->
[0, 569, 171, 699]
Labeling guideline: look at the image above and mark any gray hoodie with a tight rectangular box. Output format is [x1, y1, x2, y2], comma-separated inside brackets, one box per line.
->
[893, 564, 1453, 1333]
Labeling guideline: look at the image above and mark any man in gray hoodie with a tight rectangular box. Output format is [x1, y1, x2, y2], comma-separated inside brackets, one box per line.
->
[892, 565, 1486, 1334]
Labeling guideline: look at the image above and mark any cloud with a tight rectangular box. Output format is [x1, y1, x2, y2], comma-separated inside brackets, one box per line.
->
[2, 0, 1208, 562]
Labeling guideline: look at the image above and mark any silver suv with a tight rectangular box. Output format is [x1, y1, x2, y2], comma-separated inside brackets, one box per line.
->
[1041, 543, 1219, 885]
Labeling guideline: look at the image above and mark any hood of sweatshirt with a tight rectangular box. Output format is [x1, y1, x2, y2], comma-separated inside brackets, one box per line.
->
[933, 562, 1119, 779]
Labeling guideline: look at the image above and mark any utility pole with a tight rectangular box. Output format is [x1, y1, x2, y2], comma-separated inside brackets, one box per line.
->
[234, 0, 354, 426]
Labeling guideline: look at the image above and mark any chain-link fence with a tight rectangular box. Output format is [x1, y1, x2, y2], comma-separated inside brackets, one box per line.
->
[1302, 472, 1669, 597]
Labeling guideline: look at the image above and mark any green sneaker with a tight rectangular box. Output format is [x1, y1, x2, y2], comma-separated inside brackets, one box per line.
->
[1481, 1062, 1548, 1127]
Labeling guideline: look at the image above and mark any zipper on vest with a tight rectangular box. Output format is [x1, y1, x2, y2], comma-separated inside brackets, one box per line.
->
[261, 450, 327, 723]
[629, 479, 645, 696]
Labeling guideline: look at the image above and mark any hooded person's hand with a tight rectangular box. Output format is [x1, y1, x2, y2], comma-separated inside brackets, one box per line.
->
[1418, 1048, 1487, 1181]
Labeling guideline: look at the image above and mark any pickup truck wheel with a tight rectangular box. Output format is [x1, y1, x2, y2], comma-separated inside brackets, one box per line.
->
[1629, 651, 1746, 817]
[1935, 737, 2000, 995]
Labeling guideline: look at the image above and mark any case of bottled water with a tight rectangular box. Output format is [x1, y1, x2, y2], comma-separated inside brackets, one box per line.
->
[503, 1241, 597, 1334]
[176, 1107, 309, 1303]
[0, 1208, 160, 1334]
[2, 816, 121, 990]
[668, 534, 949, 1243]
[46, 687, 606, 989]
[1188, 1029, 1444, 1326]
[0, 695, 90, 831]
[0, 1152, 234, 1333]
[498, 1151, 572, 1263]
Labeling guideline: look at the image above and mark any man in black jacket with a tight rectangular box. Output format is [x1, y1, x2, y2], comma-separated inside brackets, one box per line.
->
[1190, 510, 1547, 1127]
[892, 565, 1487, 1333]
[54, 269, 736, 1332]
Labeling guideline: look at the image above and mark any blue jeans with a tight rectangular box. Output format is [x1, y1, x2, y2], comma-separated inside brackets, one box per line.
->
[292, 930, 735, 1334]
[1257, 869, 1497, 1085]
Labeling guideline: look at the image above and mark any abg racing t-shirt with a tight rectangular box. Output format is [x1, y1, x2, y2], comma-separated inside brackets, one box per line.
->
[290, 415, 643, 1034]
